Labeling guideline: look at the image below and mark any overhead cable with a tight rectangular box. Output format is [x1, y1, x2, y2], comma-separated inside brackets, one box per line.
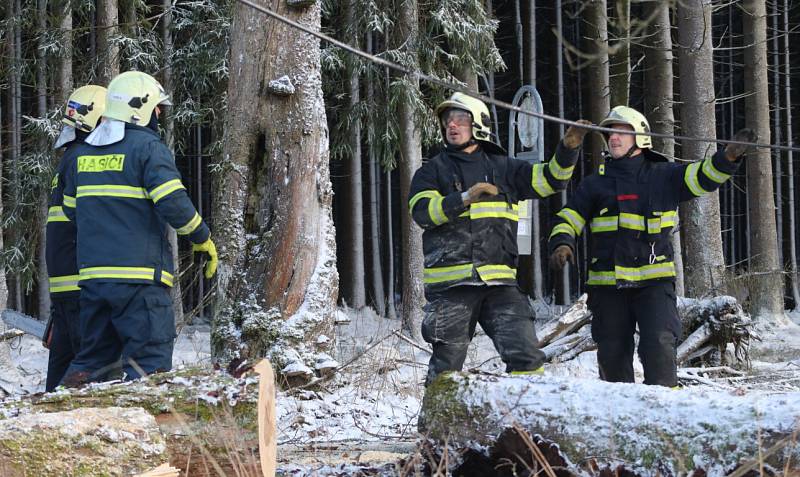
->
[234, 0, 800, 154]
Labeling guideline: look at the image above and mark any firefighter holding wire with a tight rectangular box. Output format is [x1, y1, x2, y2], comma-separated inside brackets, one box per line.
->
[409, 92, 591, 386]
[548, 105, 755, 387]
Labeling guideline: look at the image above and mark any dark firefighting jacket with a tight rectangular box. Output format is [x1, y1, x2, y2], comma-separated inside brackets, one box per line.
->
[548, 149, 741, 288]
[46, 141, 81, 299]
[409, 142, 579, 294]
[62, 124, 209, 287]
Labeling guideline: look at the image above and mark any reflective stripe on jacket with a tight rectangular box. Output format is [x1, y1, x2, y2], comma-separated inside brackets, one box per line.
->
[62, 124, 209, 287]
[46, 141, 81, 299]
[409, 142, 579, 294]
[548, 149, 741, 288]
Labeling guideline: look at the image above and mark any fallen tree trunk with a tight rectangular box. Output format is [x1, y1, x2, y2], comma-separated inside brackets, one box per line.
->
[422, 372, 800, 475]
[0, 367, 263, 476]
[0, 407, 167, 475]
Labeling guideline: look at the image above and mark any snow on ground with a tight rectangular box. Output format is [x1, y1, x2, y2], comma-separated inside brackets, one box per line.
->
[1, 304, 799, 473]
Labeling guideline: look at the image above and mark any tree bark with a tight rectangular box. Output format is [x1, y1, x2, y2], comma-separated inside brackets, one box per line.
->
[644, 1, 684, 297]
[345, 0, 365, 310]
[97, 0, 119, 84]
[395, 0, 424, 341]
[55, 0, 73, 104]
[212, 0, 337, 374]
[37, 0, 51, 320]
[676, 0, 728, 298]
[742, 0, 783, 317]
[583, 0, 609, 172]
[0, 88, 6, 312]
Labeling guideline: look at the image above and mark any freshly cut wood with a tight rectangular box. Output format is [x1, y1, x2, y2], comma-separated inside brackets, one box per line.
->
[256, 359, 276, 477]
[422, 372, 800, 474]
[541, 325, 593, 361]
[676, 323, 712, 363]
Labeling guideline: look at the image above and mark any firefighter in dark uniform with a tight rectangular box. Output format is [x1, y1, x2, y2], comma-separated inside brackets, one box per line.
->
[60, 71, 218, 386]
[548, 105, 755, 387]
[44, 85, 107, 391]
[408, 92, 590, 386]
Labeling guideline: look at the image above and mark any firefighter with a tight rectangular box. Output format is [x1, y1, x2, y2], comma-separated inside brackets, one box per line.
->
[60, 71, 217, 386]
[548, 105, 754, 387]
[44, 85, 107, 392]
[409, 92, 590, 386]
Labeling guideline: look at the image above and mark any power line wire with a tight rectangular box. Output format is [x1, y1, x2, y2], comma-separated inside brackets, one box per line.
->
[234, 0, 800, 154]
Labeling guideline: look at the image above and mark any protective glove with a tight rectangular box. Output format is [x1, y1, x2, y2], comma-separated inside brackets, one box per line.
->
[724, 128, 758, 161]
[549, 245, 574, 271]
[192, 238, 218, 279]
[562, 119, 593, 149]
[464, 182, 499, 205]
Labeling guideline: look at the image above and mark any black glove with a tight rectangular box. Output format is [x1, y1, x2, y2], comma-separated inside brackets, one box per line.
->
[725, 128, 758, 161]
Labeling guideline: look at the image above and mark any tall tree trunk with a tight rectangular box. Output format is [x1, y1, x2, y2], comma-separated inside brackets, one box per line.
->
[7, 0, 23, 311]
[784, 0, 800, 308]
[742, 0, 783, 317]
[556, 0, 569, 304]
[212, 0, 337, 369]
[395, 0, 424, 340]
[384, 168, 397, 320]
[0, 90, 6, 312]
[161, 0, 185, 327]
[97, 0, 119, 83]
[37, 0, 51, 320]
[584, 0, 609, 172]
[55, 0, 73, 103]
[366, 32, 385, 317]
[676, 0, 728, 298]
[345, 0, 365, 310]
[770, 1, 783, 270]
[644, 1, 684, 297]
[609, 0, 630, 107]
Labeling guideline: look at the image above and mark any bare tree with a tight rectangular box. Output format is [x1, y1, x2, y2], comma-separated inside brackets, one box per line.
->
[36, 0, 50, 320]
[212, 0, 338, 368]
[0, 91, 6, 312]
[54, 0, 73, 103]
[583, 0, 609, 171]
[609, 0, 630, 107]
[365, 31, 386, 317]
[345, 0, 365, 310]
[676, 0, 728, 298]
[784, 0, 800, 308]
[644, 1, 684, 296]
[742, 0, 783, 317]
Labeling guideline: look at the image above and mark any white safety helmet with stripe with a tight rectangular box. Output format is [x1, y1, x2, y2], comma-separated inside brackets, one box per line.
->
[104, 71, 173, 125]
[599, 105, 652, 149]
[435, 92, 492, 141]
[54, 85, 107, 149]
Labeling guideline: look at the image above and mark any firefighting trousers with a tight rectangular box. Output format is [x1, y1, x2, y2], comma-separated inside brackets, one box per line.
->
[421, 285, 545, 386]
[60, 282, 177, 386]
[587, 282, 681, 387]
[46, 298, 82, 392]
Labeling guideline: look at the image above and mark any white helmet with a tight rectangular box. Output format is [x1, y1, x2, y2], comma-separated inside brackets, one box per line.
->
[63, 85, 107, 132]
[104, 71, 172, 125]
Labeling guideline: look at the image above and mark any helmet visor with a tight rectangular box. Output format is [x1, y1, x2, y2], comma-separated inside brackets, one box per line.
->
[440, 109, 472, 128]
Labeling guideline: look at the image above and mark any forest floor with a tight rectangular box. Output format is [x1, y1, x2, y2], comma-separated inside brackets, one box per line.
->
[2, 304, 799, 475]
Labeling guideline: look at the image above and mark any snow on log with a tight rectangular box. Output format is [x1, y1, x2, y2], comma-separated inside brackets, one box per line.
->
[0, 407, 167, 475]
[421, 372, 800, 474]
[537, 294, 591, 347]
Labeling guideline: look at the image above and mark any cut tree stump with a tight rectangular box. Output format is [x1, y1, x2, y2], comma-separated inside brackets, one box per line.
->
[421, 372, 800, 475]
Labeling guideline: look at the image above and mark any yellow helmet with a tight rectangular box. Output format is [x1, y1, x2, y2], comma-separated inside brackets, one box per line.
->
[104, 71, 172, 125]
[599, 105, 651, 149]
[63, 85, 107, 132]
[435, 92, 492, 141]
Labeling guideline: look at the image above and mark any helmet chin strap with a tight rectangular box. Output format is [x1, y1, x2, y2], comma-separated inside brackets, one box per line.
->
[445, 138, 478, 152]
[610, 143, 639, 160]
